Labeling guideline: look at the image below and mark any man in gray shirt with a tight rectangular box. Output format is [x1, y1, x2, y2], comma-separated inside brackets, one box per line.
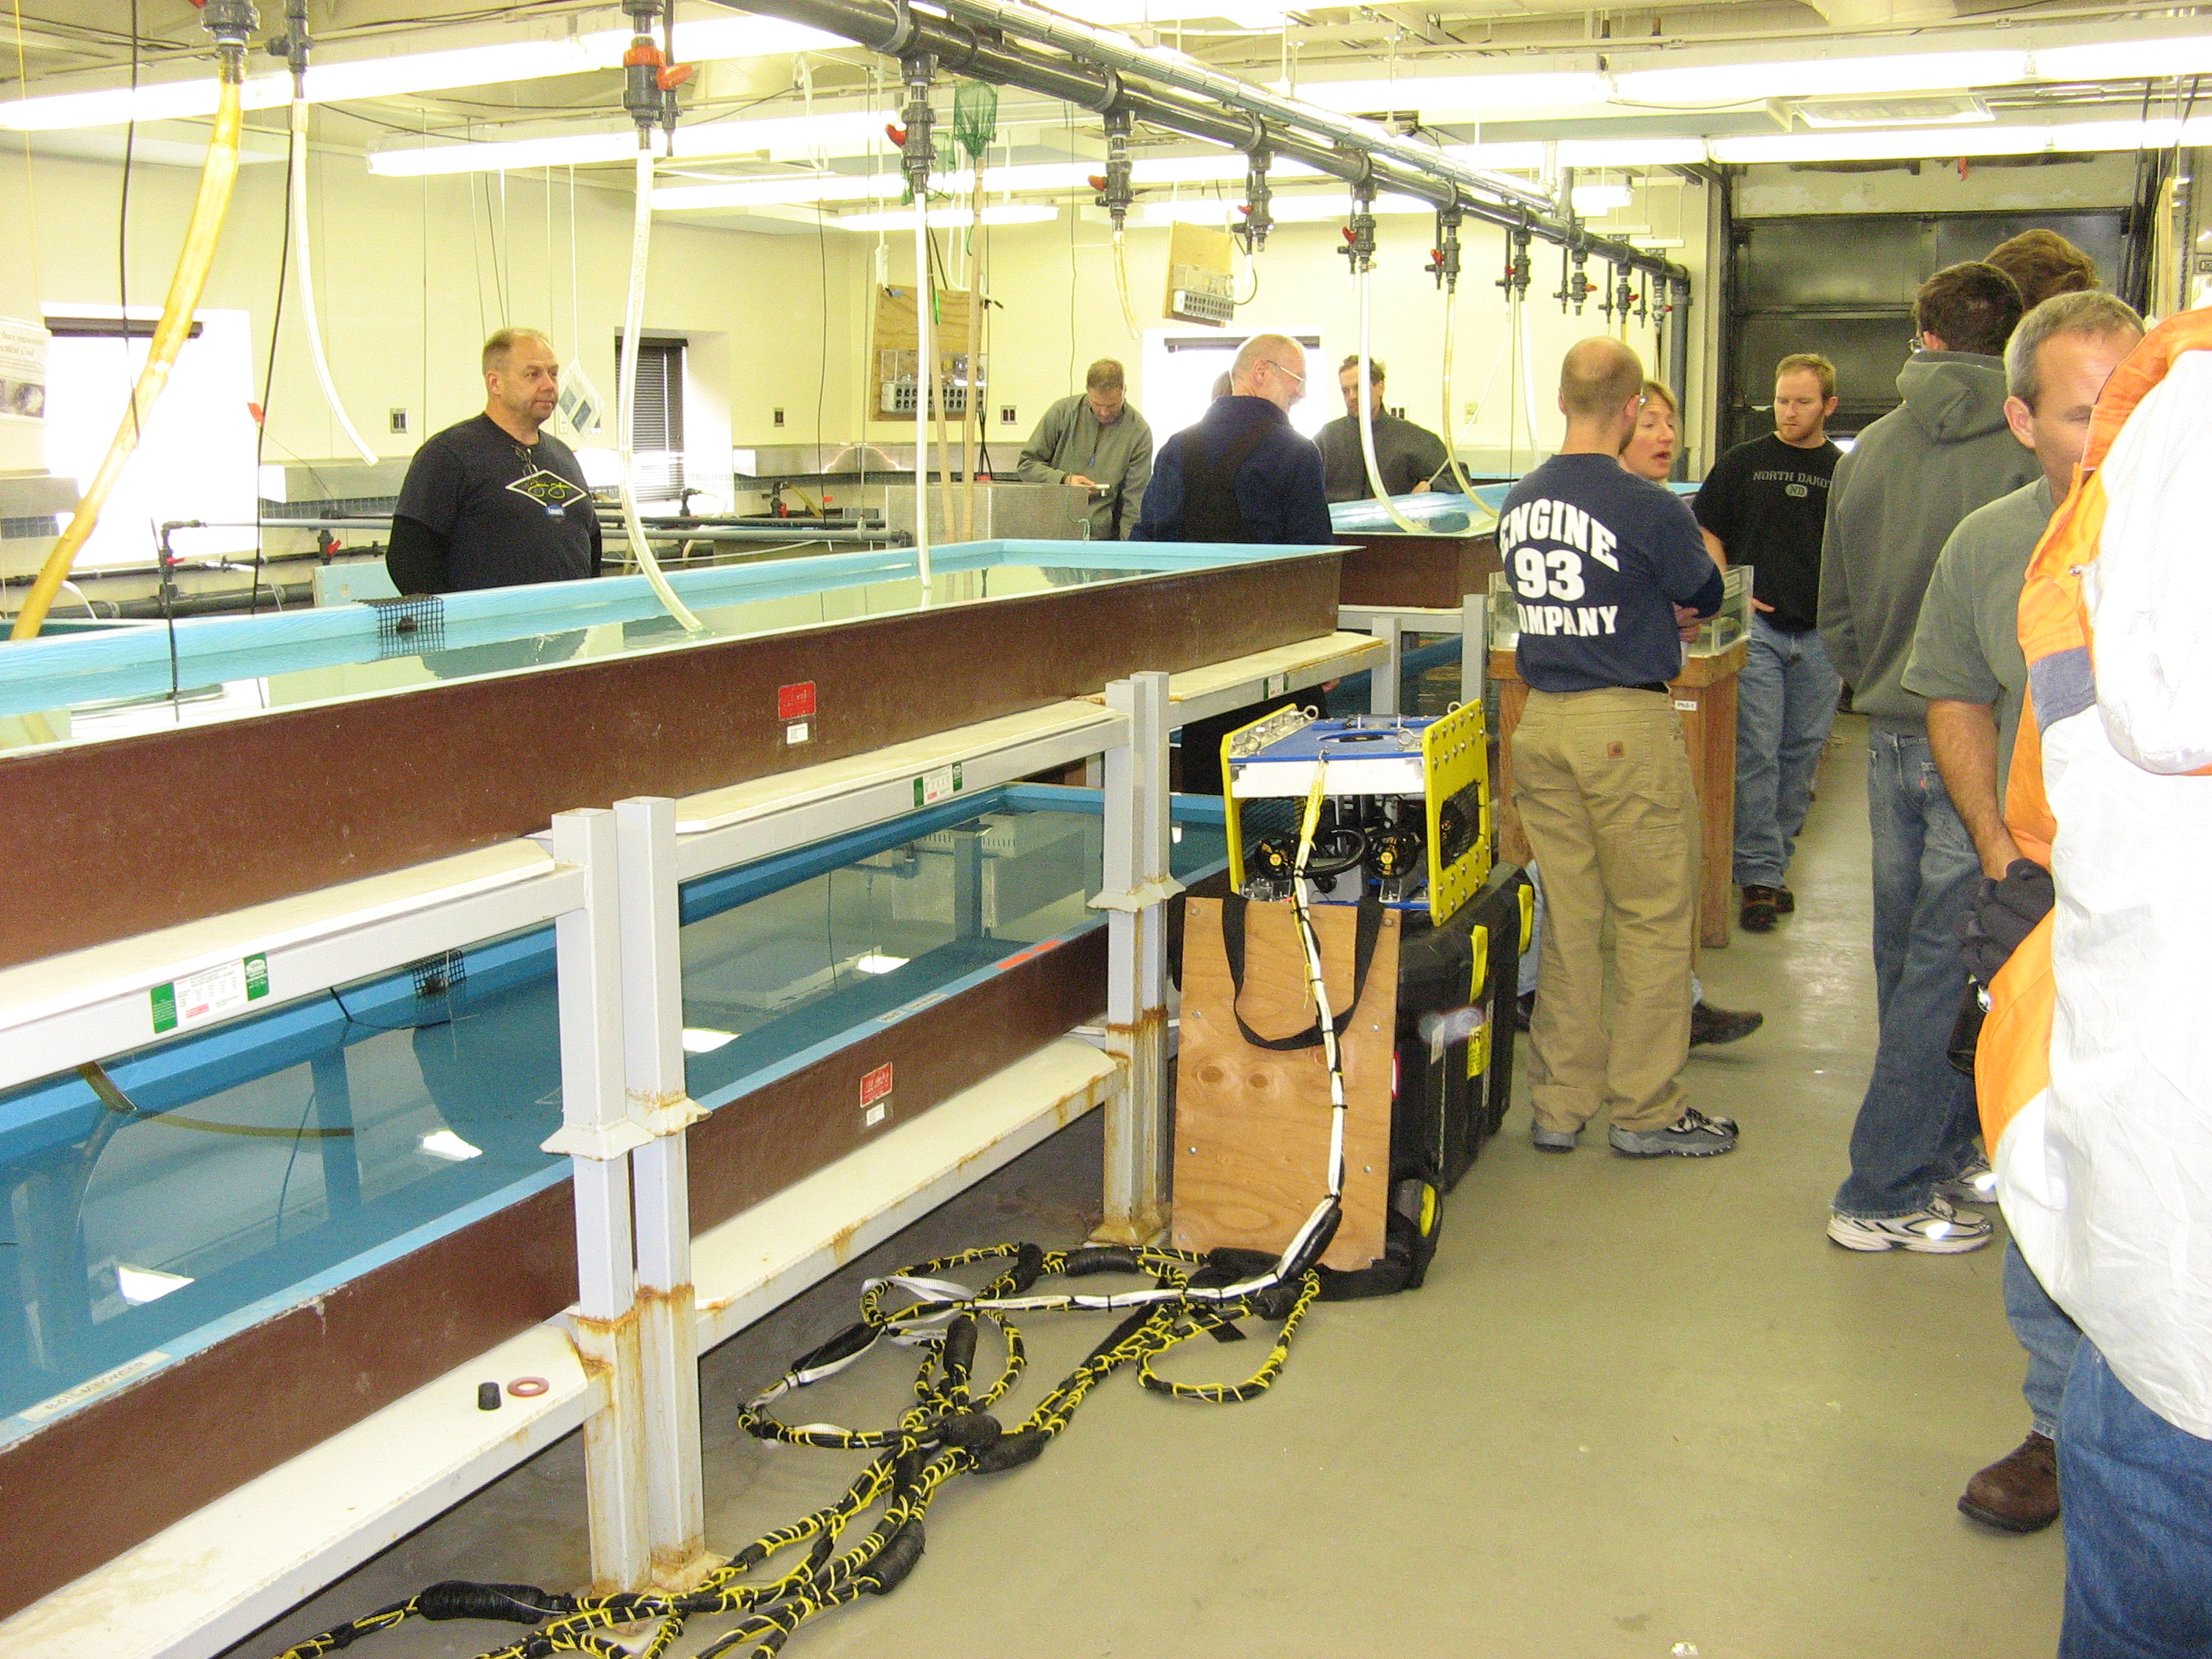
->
[1818, 261, 2037, 1256]
[1015, 357, 1152, 540]
[1317, 356, 1451, 502]
[1904, 289, 2143, 1537]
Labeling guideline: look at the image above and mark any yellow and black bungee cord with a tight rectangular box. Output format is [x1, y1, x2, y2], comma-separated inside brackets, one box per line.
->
[273, 775, 1354, 1659]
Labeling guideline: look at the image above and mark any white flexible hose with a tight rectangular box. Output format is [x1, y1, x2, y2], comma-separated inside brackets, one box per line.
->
[1437, 283, 1477, 498]
[288, 99, 375, 465]
[618, 147, 703, 632]
[1518, 291, 1543, 462]
[913, 198, 932, 592]
[1354, 261, 1423, 533]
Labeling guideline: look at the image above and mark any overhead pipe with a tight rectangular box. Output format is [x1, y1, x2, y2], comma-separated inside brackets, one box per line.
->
[10, 1, 257, 643]
[709, 0, 1687, 287]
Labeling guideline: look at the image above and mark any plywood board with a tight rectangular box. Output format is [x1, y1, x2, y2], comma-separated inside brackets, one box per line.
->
[872, 284, 978, 356]
[1174, 897, 1397, 1271]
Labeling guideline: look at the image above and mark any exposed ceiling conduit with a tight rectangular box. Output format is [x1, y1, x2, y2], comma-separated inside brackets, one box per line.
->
[708, 0, 1690, 290]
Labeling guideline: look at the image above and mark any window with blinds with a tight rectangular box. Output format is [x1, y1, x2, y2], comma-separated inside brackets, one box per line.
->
[614, 334, 687, 503]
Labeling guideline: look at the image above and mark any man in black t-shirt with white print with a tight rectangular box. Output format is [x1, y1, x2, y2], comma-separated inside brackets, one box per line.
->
[1694, 353, 1842, 934]
[388, 328, 603, 595]
[1507, 338, 1734, 1160]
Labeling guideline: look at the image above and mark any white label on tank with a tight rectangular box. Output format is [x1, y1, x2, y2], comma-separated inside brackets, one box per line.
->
[786, 721, 811, 745]
[1673, 699, 1697, 712]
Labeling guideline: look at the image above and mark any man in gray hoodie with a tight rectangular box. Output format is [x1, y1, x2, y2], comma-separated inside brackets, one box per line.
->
[1818, 262, 2037, 1254]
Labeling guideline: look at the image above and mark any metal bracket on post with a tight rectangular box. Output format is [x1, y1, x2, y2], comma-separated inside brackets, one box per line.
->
[547, 808, 652, 1596]
[614, 797, 718, 1593]
[1090, 672, 1174, 1246]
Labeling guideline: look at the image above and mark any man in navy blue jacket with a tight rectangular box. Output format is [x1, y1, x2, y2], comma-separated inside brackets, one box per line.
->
[1133, 334, 1332, 545]
[1508, 337, 1732, 1160]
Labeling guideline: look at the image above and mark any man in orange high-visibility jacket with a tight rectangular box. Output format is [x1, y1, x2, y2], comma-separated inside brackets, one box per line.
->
[1978, 312, 2212, 1656]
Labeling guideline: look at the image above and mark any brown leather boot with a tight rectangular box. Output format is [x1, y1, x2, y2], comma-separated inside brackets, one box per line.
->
[1957, 1431, 2060, 1533]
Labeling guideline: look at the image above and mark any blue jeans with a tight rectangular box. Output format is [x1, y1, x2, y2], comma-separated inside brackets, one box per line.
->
[1831, 727, 1983, 1218]
[2007, 1240, 2081, 1441]
[1732, 614, 1841, 888]
[2060, 1342, 2212, 1657]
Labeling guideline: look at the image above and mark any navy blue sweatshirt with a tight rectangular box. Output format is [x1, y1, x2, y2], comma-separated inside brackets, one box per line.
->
[1500, 452, 1723, 693]
[1132, 395, 1334, 545]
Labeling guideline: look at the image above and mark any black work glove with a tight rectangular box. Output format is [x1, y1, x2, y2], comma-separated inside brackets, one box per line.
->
[1957, 859, 2055, 991]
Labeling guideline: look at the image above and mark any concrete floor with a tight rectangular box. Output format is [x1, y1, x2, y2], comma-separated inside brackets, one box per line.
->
[230, 717, 2064, 1659]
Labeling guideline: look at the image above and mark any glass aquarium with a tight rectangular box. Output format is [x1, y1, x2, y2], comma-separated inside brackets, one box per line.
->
[0, 539, 1336, 756]
[0, 786, 1227, 1430]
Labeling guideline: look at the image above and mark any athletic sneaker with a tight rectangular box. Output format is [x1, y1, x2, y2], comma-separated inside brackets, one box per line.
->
[1531, 1122, 1580, 1152]
[1826, 1195, 1994, 1254]
[1935, 1155, 1998, 1205]
[1607, 1107, 1738, 1158]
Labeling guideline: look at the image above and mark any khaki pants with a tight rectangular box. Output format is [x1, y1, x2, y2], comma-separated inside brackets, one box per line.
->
[1514, 687, 1701, 1133]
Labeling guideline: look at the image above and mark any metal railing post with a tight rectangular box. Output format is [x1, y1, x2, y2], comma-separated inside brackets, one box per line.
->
[615, 796, 717, 1591]
[1092, 672, 1176, 1243]
[1371, 613, 1404, 716]
[1462, 590, 1485, 706]
[546, 807, 654, 1594]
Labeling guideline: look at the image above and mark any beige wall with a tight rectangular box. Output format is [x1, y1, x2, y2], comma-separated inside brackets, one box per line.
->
[0, 132, 1719, 507]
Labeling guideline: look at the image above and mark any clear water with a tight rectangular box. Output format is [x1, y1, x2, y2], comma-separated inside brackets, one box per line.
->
[0, 797, 1225, 1425]
[0, 558, 1185, 755]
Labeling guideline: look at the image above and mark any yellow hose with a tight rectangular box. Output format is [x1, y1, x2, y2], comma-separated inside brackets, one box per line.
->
[11, 78, 245, 642]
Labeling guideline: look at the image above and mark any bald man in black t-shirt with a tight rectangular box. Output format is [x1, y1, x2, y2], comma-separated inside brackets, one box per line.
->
[388, 328, 602, 595]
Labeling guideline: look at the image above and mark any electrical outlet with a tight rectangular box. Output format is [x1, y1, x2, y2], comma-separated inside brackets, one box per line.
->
[389, 408, 410, 434]
[1000, 405, 1017, 425]
[773, 407, 786, 427]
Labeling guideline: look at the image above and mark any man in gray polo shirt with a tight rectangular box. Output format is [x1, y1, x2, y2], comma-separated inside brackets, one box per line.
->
[1903, 288, 2143, 1537]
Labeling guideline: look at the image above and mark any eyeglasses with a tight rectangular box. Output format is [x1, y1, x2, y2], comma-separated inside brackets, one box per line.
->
[1265, 361, 1306, 385]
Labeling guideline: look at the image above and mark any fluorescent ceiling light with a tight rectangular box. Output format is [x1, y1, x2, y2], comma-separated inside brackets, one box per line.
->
[2034, 35, 2212, 82]
[1570, 181, 1633, 214]
[854, 953, 910, 974]
[836, 203, 1060, 231]
[1616, 49, 2028, 106]
[1557, 137, 1706, 169]
[419, 1129, 484, 1162]
[115, 1265, 194, 1305]
[370, 108, 895, 178]
[681, 1027, 739, 1053]
[1706, 117, 2207, 163]
[1294, 71, 1609, 113]
[0, 19, 843, 133]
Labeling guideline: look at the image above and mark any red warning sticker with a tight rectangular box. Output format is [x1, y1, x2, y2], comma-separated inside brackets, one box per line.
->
[778, 681, 817, 721]
[860, 1062, 895, 1108]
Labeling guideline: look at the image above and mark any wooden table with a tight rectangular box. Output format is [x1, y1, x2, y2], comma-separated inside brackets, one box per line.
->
[1488, 638, 1749, 949]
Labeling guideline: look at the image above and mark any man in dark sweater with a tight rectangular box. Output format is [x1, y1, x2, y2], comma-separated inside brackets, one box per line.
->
[1817, 262, 2037, 1255]
[1133, 334, 1331, 545]
[1696, 352, 1844, 932]
[387, 328, 603, 595]
[1317, 356, 1450, 502]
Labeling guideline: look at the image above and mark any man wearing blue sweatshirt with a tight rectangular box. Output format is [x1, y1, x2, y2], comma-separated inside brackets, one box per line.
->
[1507, 338, 1732, 1159]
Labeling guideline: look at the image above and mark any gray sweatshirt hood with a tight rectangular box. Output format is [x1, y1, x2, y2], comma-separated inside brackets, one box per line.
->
[1895, 351, 2012, 445]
